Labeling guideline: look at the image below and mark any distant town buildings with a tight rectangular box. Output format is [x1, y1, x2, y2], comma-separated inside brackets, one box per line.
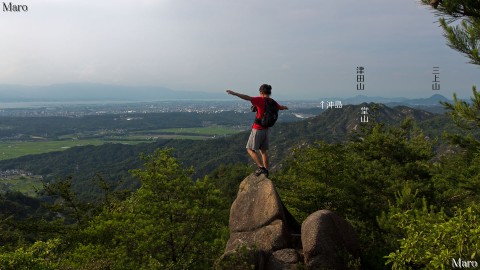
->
[0, 169, 33, 178]
[0, 100, 327, 117]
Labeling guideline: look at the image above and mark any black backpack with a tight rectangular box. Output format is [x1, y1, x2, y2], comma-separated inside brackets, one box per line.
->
[253, 98, 279, 128]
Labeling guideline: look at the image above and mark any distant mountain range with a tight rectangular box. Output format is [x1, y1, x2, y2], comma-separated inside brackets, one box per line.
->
[0, 83, 453, 106]
[0, 103, 461, 197]
[0, 83, 225, 102]
[341, 94, 451, 106]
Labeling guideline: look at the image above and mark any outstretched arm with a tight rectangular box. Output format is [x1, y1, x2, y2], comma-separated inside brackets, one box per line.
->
[278, 105, 288, 110]
[226, 90, 252, 101]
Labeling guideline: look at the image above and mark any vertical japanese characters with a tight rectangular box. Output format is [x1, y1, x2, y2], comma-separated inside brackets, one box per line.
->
[432, 67, 440, 90]
[357, 66, 368, 123]
[357, 66, 365, 91]
[360, 107, 369, 123]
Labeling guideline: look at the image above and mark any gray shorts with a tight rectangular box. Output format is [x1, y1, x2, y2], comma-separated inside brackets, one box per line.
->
[246, 128, 269, 151]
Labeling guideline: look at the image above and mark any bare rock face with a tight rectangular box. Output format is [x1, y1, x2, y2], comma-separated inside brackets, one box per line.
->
[216, 174, 361, 270]
[215, 248, 266, 270]
[225, 173, 290, 253]
[266, 249, 300, 270]
[301, 210, 361, 270]
[216, 174, 301, 270]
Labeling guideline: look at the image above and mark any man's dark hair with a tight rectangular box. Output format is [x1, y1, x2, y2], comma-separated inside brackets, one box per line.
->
[259, 84, 272, 95]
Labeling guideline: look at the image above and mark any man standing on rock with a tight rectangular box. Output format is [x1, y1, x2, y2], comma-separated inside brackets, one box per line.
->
[226, 84, 288, 177]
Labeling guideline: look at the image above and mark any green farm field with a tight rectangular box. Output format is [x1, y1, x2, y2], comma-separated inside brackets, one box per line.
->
[0, 139, 149, 161]
[0, 126, 242, 160]
[136, 126, 241, 136]
[0, 175, 43, 197]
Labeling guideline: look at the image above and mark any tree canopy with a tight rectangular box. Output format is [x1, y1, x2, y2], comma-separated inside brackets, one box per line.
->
[421, 0, 480, 65]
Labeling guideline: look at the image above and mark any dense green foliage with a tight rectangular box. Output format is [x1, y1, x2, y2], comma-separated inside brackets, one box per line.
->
[380, 192, 480, 270]
[0, 238, 62, 270]
[0, 149, 228, 270]
[208, 163, 252, 205]
[61, 149, 227, 269]
[0, 99, 479, 269]
[275, 119, 435, 269]
[388, 3, 480, 265]
[420, 0, 480, 65]
[271, 90, 480, 269]
[0, 104, 465, 202]
[377, 88, 480, 269]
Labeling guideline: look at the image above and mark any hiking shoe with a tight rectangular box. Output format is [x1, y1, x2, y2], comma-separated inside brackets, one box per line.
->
[254, 167, 263, 176]
[254, 167, 269, 177]
[261, 167, 269, 178]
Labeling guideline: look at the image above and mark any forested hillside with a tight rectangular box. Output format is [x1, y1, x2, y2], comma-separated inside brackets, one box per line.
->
[0, 96, 480, 269]
[0, 112, 252, 139]
[0, 94, 479, 269]
[0, 104, 465, 200]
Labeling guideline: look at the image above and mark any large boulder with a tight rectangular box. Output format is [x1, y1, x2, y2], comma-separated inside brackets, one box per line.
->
[216, 174, 361, 270]
[225, 173, 290, 253]
[266, 249, 300, 270]
[301, 210, 361, 270]
[215, 248, 267, 270]
[217, 174, 301, 270]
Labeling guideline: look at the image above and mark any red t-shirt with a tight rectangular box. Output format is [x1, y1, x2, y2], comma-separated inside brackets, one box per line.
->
[251, 96, 280, 130]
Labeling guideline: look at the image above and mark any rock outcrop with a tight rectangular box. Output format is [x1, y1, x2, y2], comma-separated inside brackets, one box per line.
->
[266, 249, 301, 270]
[216, 173, 361, 270]
[302, 210, 361, 269]
[225, 173, 298, 254]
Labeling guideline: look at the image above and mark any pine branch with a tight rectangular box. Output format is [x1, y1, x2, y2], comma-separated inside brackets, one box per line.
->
[420, 0, 480, 21]
[438, 15, 480, 65]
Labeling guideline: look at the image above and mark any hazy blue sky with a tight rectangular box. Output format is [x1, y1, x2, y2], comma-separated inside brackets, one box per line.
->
[0, 0, 478, 99]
